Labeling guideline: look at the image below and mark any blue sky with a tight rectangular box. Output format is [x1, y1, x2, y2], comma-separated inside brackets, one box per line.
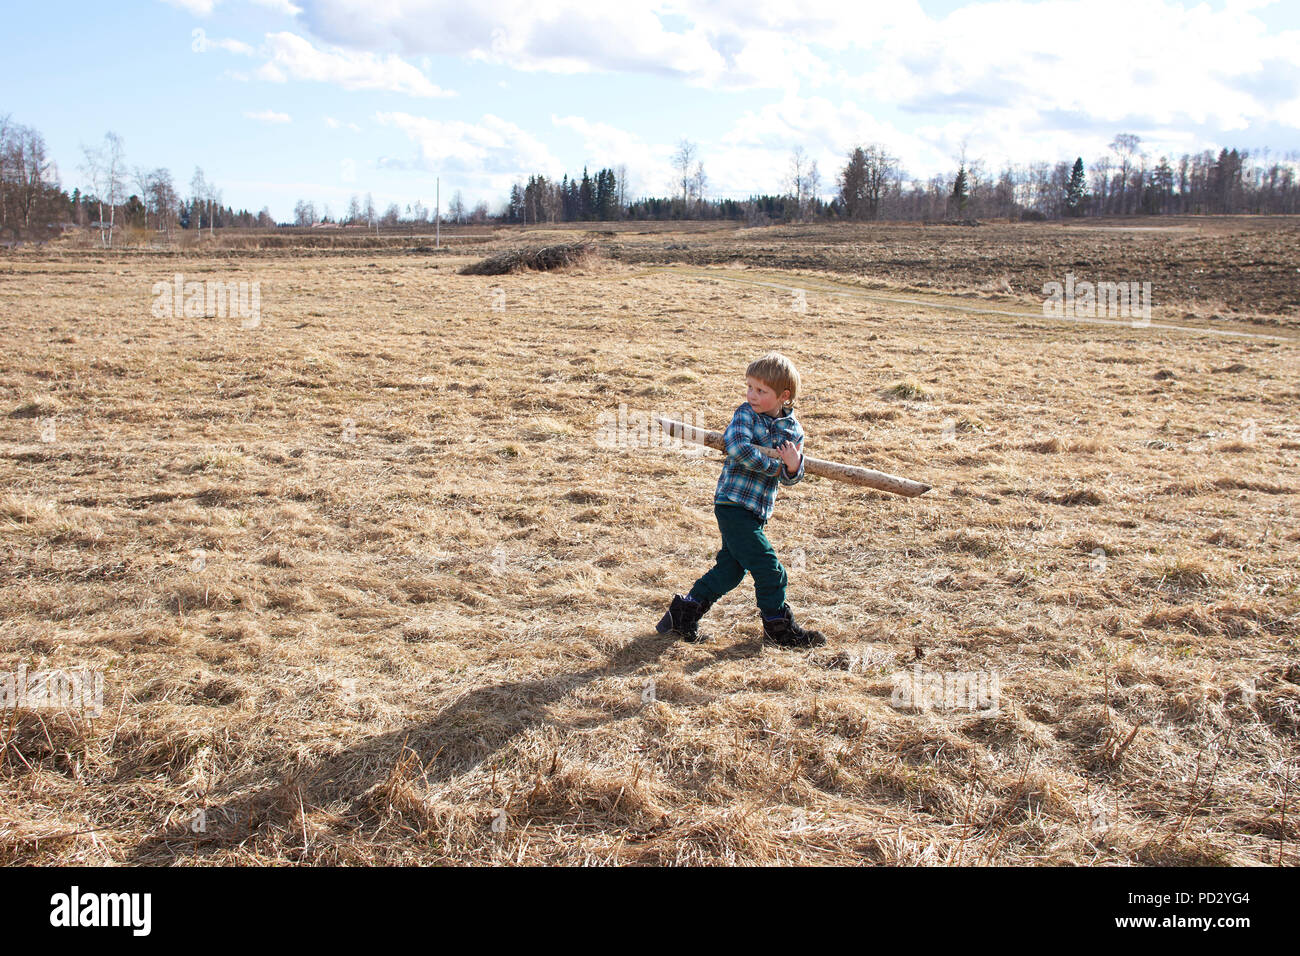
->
[5, 0, 1299, 220]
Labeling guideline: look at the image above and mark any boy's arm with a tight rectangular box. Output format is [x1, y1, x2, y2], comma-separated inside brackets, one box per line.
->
[723, 406, 783, 478]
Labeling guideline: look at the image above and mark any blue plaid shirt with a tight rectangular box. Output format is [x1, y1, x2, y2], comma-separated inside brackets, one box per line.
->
[713, 403, 805, 521]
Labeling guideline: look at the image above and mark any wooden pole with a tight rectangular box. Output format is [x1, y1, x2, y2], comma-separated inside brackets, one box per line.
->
[656, 417, 931, 498]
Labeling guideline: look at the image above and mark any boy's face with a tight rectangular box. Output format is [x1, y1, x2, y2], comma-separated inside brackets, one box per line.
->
[746, 376, 790, 416]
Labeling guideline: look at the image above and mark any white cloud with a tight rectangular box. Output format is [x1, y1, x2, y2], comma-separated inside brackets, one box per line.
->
[722, 96, 907, 154]
[192, 0, 1299, 206]
[1280, 96, 1300, 129]
[669, 0, 1300, 177]
[324, 116, 361, 131]
[845, 1, 1300, 135]
[250, 0, 302, 13]
[290, 0, 1300, 135]
[376, 111, 564, 196]
[550, 115, 674, 191]
[255, 32, 456, 98]
[161, 0, 300, 14]
[709, 95, 935, 191]
[295, 0, 783, 88]
[206, 36, 256, 55]
[246, 109, 293, 123]
[161, 0, 219, 14]
[1224, 0, 1278, 11]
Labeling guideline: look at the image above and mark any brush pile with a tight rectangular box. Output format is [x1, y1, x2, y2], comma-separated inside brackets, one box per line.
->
[459, 241, 597, 276]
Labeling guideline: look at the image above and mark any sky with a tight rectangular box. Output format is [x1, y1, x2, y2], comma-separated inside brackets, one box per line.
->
[4, 0, 1299, 221]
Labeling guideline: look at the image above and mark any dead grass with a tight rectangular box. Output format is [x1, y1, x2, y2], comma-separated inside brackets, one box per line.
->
[1, 223, 1297, 866]
[882, 379, 934, 402]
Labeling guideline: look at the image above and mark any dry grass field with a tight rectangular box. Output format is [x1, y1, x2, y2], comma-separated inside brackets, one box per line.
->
[1, 220, 1297, 866]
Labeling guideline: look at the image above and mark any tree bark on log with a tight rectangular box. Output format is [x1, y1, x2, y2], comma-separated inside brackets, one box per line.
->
[656, 417, 931, 498]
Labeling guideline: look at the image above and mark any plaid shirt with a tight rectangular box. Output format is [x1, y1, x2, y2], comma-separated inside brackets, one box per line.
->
[713, 402, 805, 521]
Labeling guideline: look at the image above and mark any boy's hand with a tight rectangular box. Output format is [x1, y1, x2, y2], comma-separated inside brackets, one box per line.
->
[778, 440, 803, 473]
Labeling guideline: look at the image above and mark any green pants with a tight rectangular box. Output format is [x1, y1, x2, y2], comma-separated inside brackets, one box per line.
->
[691, 502, 788, 614]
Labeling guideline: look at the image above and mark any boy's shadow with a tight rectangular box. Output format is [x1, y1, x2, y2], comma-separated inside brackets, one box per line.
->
[128, 627, 758, 862]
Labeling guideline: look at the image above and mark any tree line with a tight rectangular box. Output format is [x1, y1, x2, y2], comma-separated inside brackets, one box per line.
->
[1, 117, 273, 244]
[830, 136, 1298, 221]
[507, 135, 1298, 225]
[3, 113, 1298, 244]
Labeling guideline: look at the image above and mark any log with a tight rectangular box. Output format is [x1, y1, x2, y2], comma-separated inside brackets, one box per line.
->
[656, 417, 931, 498]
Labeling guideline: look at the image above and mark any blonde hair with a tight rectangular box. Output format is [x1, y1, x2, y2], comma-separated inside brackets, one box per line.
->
[746, 352, 800, 408]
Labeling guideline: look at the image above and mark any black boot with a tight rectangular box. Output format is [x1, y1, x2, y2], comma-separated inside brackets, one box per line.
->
[761, 604, 826, 648]
[656, 593, 714, 643]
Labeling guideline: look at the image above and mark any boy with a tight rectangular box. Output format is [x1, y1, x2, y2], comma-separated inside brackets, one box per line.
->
[657, 352, 826, 648]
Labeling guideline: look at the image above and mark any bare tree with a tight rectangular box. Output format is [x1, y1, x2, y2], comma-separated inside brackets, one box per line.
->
[0, 120, 62, 239]
[15, 126, 54, 233]
[145, 168, 178, 239]
[0, 114, 11, 232]
[787, 146, 822, 219]
[964, 157, 988, 217]
[293, 199, 317, 227]
[0, 121, 53, 238]
[787, 146, 808, 216]
[615, 163, 629, 218]
[206, 181, 220, 237]
[449, 190, 465, 223]
[187, 165, 220, 235]
[673, 139, 697, 212]
[1090, 155, 1112, 214]
[190, 167, 207, 233]
[690, 160, 707, 213]
[346, 194, 361, 224]
[82, 132, 125, 247]
[133, 166, 152, 230]
[1110, 133, 1141, 214]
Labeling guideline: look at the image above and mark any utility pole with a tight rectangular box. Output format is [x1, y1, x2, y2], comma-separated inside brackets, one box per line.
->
[435, 177, 440, 249]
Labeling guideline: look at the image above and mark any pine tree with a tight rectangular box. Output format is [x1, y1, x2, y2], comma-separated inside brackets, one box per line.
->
[560, 174, 574, 221]
[949, 164, 969, 216]
[837, 147, 868, 219]
[594, 168, 616, 221]
[508, 184, 524, 224]
[1147, 158, 1173, 215]
[579, 167, 594, 220]
[1064, 157, 1087, 217]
